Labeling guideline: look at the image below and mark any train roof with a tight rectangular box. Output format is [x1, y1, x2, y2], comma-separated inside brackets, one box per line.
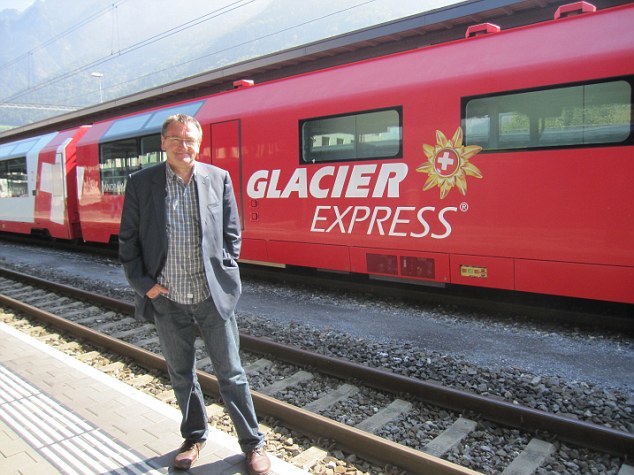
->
[0, 0, 629, 143]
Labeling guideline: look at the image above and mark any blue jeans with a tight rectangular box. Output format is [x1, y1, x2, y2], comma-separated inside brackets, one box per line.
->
[151, 296, 264, 453]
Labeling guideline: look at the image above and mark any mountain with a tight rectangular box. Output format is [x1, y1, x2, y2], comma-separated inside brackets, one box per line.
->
[0, 0, 441, 127]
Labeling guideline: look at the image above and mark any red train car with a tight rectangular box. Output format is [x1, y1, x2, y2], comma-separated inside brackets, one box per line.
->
[5, 2, 634, 304]
[0, 126, 89, 239]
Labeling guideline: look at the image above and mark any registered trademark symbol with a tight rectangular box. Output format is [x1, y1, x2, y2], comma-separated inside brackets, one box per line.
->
[460, 202, 469, 212]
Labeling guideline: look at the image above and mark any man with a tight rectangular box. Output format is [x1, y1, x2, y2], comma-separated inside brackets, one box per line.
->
[119, 113, 270, 474]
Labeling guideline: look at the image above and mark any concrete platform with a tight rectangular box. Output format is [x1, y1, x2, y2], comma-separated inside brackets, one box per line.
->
[0, 322, 309, 475]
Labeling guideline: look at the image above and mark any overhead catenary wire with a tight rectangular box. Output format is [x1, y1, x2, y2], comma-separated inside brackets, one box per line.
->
[64, 0, 379, 105]
[1, 0, 379, 106]
[0, 0, 129, 72]
[0, 0, 259, 102]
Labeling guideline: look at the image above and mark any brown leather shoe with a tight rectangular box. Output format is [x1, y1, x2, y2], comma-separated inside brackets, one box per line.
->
[174, 440, 205, 470]
[246, 447, 271, 475]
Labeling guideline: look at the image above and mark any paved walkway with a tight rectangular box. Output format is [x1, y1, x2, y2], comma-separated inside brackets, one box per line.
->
[0, 322, 309, 475]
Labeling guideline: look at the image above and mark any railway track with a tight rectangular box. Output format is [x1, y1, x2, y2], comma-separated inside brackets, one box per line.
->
[0, 266, 632, 475]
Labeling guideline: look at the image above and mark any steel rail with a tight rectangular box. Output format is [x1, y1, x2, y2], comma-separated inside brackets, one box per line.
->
[244, 335, 634, 459]
[0, 290, 477, 475]
[1, 266, 633, 459]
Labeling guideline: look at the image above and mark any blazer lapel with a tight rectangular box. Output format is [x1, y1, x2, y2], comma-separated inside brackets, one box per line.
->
[195, 166, 211, 221]
[151, 163, 168, 249]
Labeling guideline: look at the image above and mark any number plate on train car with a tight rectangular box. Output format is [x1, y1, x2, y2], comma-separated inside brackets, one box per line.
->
[460, 265, 488, 278]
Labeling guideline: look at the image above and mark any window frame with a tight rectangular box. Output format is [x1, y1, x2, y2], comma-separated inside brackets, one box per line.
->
[299, 106, 403, 164]
[99, 133, 163, 195]
[461, 76, 634, 153]
[0, 157, 28, 198]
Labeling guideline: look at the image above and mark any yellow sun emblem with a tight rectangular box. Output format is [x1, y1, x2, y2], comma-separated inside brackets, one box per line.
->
[416, 127, 483, 199]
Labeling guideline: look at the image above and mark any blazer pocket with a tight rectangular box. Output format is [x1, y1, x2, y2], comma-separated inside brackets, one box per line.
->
[206, 202, 221, 224]
[222, 257, 238, 269]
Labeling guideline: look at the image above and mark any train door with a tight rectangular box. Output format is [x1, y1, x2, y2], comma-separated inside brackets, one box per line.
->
[210, 120, 244, 227]
[35, 137, 74, 239]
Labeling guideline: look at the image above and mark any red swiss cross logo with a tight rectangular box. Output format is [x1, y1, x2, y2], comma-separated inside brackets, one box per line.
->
[434, 148, 459, 177]
[416, 127, 483, 199]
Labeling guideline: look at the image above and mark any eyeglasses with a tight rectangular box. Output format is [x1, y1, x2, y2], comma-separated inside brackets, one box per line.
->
[164, 136, 200, 147]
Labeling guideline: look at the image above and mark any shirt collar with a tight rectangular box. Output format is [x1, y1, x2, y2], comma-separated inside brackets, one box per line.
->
[166, 162, 197, 185]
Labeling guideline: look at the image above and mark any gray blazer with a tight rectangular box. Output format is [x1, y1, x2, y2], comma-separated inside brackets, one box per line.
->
[119, 161, 242, 322]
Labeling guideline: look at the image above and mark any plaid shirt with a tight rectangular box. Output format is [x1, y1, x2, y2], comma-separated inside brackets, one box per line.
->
[158, 164, 211, 304]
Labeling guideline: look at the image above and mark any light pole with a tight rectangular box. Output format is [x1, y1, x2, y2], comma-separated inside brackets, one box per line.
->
[91, 72, 104, 103]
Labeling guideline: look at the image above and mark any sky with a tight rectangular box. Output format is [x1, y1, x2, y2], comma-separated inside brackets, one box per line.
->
[0, 0, 35, 12]
[0, 0, 458, 19]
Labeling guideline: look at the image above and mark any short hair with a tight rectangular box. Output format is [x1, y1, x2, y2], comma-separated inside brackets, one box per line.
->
[161, 114, 202, 140]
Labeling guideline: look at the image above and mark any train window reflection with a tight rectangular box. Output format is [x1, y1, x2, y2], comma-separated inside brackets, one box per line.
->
[99, 134, 164, 194]
[464, 78, 632, 150]
[0, 157, 27, 198]
[140, 135, 163, 168]
[301, 107, 402, 163]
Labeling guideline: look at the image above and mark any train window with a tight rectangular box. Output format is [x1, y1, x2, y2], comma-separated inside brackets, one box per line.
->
[102, 101, 205, 141]
[0, 143, 16, 157]
[99, 134, 163, 194]
[464, 78, 632, 150]
[140, 135, 164, 168]
[105, 114, 152, 140]
[12, 139, 38, 155]
[0, 157, 27, 198]
[144, 101, 205, 130]
[300, 107, 402, 163]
